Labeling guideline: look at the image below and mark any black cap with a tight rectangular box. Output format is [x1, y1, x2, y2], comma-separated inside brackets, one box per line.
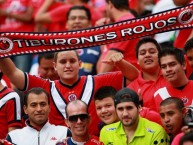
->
[114, 88, 140, 107]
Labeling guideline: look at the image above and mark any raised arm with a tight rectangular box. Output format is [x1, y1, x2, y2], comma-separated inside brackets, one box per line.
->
[0, 58, 25, 90]
[35, 0, 55, 23]
[102, 52, 139, 81]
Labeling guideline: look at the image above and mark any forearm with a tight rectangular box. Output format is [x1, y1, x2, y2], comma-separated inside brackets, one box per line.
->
[35, 0, 55, 23]
[0, 58, 25, 90]
[115, 59, 139, 81]
[0, 8, 33, 22]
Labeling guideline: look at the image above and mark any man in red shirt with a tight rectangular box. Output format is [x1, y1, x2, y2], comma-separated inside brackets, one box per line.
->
[96, 0, 140, 73]
[159, 97, 186, 142]
[0, 72, 22, 139]
[0, 50, 138, 136]
[127, 37, 166, 111]
[155, 47, 193, 110]
[35, 0, 102, 31]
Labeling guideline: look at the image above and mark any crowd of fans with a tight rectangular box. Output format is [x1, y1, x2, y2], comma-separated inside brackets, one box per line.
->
[1, 0, 193, 145]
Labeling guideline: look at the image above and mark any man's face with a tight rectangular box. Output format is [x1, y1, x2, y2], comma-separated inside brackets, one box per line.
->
[54, 51, 81, 84]
[186, 48, 193, 70]
[137, 42, 159, 72]
[116, 102, 139, 127]
[66, 9, 91, 30]
[160, 55, 186, 84]
[160, 103, 185, 136]
[24, 93, 50, 127]
[95, 97, 118, 124]
[66, 103, 90, 137]
[38, 58, 59, 81]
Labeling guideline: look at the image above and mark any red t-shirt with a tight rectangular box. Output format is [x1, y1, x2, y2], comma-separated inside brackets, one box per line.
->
[49, 4, 102, 31]
[24, 72, 124, 136]
[154, 81, 193, 111]
[0, 87, 22, 139]
[104, 13, 140, 70]
[128, 71, 167, 111]
[140, 107, 162, 126]
[0, 0, 35, 32]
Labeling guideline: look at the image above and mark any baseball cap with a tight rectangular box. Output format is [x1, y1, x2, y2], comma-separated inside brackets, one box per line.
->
[114, 88, 140, 107]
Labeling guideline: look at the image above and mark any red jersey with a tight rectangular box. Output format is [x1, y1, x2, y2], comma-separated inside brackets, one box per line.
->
[154, 81, 193, 111]
[49, 4, 102, 31]
[128, 71, 167, 111]
[140, 107, 162, 126]
[1, 75, 11, 88]
[0, 0, 35, 32]
[105, 13, 140, 69]
[0, 87, 22, 139]
[23, 72, 124, 136]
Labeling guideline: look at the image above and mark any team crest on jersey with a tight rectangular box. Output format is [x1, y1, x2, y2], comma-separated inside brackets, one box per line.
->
[77, 49, 84, 56]
[178, 9, 193, 24]
[182, 97, 188, 104]
[68, 94, 77, 101]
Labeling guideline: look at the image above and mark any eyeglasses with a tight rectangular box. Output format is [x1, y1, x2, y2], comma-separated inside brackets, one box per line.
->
[68, 16, 88, 21]
[68, 114, 89, 122]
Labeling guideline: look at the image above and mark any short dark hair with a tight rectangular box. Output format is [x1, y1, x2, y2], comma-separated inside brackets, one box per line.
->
[180, 131, 193, 145]
[24, 87, 50, 106]
[54, 50, 80, 62]
[38, 53, 55, 64]
[158, 47, 185, 66]
[65, 100, 88, 118]
[106, 0, 129, 10]
[94, 86, 117, 101]
[135, 37, 161, 59]
[184, 37, 193, 52]
[160, 97, 184, 112]
[67, 5, 91, 21]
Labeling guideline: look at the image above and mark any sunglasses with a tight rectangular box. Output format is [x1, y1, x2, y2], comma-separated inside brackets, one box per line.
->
[68, 114, 89, 122]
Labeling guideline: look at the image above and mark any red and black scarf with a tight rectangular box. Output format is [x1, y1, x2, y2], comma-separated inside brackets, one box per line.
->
[0, 4, 193, 58]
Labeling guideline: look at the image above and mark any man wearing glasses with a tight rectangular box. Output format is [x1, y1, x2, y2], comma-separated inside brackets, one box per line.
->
[65, 100, 104, 145]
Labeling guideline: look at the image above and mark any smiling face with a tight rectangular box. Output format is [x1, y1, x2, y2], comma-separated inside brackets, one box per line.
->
[54, 51, 81, 85]
[160, 103, 185, 136]
[66, 9, 91, 30]
[137, 42, 159, 73]
[24, 92, 50, 127]
[66, 101, 90, 139]
[116, 102, 139, 127]
[95, 97, 118, 124]
[160, 55, 186, 84]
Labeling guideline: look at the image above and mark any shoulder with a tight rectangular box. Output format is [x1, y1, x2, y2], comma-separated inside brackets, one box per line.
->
[140, 118, 165, 133]
[8, 127, 27, 136]
[49, 124, 68, 131]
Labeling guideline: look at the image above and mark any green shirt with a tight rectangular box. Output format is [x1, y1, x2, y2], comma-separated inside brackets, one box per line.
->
[100, 117, 170, 145]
